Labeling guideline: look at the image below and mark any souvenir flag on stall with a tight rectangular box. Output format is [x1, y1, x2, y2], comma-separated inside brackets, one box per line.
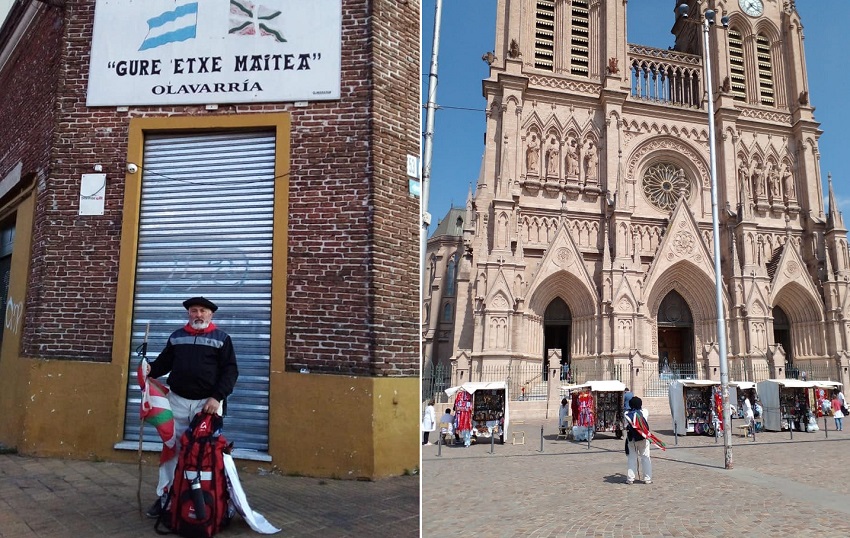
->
[628, 411, 667, 451]
[138, 358, 177, 464]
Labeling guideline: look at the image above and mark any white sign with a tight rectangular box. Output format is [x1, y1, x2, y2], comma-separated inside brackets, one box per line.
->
[79, 174, 106, 215]
[408, 178, 420, 197]
[87, 0, 341, 106]
[406, 154, 420, 179]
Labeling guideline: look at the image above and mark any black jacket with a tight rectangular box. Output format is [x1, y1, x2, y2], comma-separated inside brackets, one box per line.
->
[149, 324, 238, 402]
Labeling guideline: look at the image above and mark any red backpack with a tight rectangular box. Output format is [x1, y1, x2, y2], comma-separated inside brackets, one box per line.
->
[157, 413, 231, 538]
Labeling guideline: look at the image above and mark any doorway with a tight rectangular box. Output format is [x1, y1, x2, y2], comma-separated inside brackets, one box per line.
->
[544, 297, 571, 381]
[656, 290, 695, 376]
[773, 306, 793, 373]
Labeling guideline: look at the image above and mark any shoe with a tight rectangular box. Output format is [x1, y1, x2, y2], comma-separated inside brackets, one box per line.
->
[626, 480, 633, 485]
[644, 480, 652, 484]
[146, 498, 164, 519]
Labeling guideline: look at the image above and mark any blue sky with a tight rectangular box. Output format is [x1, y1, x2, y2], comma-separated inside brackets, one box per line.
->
[423, 1, 850, 234]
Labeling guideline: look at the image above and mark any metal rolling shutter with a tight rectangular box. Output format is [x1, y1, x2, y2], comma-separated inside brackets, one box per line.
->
[123, 130, 275, 453]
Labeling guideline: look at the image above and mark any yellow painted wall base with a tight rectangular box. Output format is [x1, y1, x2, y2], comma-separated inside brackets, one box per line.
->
[0, 357, 420, 479]
[270, 373, 420, 479]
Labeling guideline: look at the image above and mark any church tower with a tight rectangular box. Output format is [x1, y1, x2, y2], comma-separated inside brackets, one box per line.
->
[426, 0, 850, 399]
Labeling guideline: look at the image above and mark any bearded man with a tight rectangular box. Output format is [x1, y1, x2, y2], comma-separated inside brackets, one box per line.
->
[145, 296, 239, 518]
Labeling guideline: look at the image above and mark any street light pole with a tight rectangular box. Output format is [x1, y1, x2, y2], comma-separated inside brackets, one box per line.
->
[699, 9, 733, 469]
[421, 0, 443, 296]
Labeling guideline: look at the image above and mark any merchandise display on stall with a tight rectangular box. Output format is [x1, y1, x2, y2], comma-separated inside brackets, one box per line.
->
[757, 379, 820, 432]
[562, 380, 626, 440]
[471, 389, 505, 442]
[668, 379, 721, 436]
[445, 382, 510, 447]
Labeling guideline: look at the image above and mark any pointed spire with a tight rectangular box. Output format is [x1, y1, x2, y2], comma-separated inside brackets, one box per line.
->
[827, 173, 844, 229]
[603, 217, 612, 269]
[615, 150, 627, 210]
[731, 232, 741, 276]
[632, 230, 641, 267]
[825, 249, 835, 282]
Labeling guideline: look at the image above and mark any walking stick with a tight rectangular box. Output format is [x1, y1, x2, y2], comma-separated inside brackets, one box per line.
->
[137, 323, 149, 517]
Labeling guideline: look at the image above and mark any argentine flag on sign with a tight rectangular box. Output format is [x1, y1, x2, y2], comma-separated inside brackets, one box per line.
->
[139, 2, 199, 51]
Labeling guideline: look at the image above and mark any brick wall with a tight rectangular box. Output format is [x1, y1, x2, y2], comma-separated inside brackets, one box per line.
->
[369, 0, 420, 376]
[0, 5, 61, 203]
[7, 0, 418, 377]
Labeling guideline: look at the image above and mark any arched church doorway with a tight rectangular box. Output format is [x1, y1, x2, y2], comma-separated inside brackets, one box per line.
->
[544, 297, 571, 381]
[772, 306, 794, 375]
[656, 290, 694, 376]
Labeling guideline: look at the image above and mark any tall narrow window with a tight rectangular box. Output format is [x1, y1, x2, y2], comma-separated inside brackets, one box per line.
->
[445, 254, 457, 296]
[756, 34, 774, 106]
[570, 0, 590, 76]
[728, 29, 746, 101]
[534, 1, 555, 71]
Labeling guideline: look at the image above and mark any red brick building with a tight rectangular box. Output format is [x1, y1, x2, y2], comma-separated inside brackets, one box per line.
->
[0, 0, 419, 478]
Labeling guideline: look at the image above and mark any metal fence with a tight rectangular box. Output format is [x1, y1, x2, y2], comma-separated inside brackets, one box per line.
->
[422, 362, 452, 403]
[643, 362, 706, 398]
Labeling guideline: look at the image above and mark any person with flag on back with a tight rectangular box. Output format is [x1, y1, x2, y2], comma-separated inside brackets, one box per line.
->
[623, 396, 666, 485]
[142, 296, 239, 519]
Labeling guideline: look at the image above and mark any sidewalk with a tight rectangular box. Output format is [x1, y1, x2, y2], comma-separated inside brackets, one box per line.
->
[423, 415, 850, 537]
[0, 454, 419, 537]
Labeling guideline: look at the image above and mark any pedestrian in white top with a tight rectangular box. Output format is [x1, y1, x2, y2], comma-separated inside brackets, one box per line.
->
[743, 396, 755, 436]
[422, 399, 437, 445]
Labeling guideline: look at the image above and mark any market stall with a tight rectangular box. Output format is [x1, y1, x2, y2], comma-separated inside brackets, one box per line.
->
[811, 381, 843, 418]
[756, 379, 816, 432]
[668, 379, 722, 436]
[445, 382, 509, 444]
[561, 380, 626, 439]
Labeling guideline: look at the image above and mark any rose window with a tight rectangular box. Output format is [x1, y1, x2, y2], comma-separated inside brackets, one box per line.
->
[642, 163, 691, 211]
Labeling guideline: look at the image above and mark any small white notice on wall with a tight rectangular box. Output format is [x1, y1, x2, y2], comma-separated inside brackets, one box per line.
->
[79, 174, 106, 215]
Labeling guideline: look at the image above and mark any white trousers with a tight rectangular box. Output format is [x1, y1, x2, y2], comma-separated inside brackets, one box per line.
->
[155, 392, 221, 497]
[626, 438, 652, 482]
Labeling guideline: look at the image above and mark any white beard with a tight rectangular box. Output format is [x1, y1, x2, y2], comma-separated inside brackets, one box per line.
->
[191, 319, 210, 330]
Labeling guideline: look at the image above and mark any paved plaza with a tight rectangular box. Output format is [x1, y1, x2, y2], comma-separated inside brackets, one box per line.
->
[422, 414, 850, 537]
[0, 454, 419, 537]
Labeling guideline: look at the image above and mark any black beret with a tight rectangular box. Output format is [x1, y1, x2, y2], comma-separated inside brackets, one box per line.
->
[183, 297, 218, 312]
[629, 396, 642, 410]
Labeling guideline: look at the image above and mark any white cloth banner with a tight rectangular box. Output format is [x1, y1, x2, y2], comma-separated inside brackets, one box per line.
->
[223, 454, 281, 534]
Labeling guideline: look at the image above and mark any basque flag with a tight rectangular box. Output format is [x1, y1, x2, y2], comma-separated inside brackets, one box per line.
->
[229, 0, 287, 42]
[139, 2, 199, 51]
[138, 359, 178, 464]
[627, 411, 667, 451]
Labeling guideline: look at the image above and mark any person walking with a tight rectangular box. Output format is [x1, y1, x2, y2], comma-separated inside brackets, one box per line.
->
[558, 397, 570, 435]
[422, 399, 437, 445]
[743, 395, 755, 436]
[832, 393, 845, 431]
[144, 297, 239, 518]
[624, 396, 652, 485]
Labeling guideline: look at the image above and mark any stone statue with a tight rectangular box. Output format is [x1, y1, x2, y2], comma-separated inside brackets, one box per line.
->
[781, 164, 795, 198]
[546, 146, 558, 177]
[508, 39, 521, 59]
[738, 161, 751, 199]
[584, 141, 598, 181]
[526, 138, 539, 174]
[751, 162, 764, 198]
[768, 162, 780, 199]
[565, 139, 580, 177]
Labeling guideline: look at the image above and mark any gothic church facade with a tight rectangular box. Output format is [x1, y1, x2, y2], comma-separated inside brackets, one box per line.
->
[424, 0, 850, 397]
